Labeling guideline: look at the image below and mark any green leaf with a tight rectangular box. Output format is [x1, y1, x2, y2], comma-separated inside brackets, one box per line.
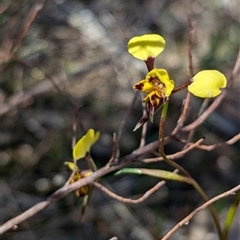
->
[223, 191, 240, 240]
[115, 168, 191, 184]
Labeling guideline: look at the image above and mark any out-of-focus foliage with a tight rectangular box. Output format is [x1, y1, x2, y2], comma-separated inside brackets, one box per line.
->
[1, 0, 239, 239]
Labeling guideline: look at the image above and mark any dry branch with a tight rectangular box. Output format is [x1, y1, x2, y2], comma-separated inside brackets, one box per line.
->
[162, 184, 240, 240]
[0, 140, 158, 235]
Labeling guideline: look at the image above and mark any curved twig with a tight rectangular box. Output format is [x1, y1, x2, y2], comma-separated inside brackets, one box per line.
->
[162, 184, 240, 240]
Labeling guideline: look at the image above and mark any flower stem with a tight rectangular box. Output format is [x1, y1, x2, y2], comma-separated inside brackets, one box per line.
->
[171, 80, 192, 95]
[159, 101, 223, 239]
[145, 57, 155, 72]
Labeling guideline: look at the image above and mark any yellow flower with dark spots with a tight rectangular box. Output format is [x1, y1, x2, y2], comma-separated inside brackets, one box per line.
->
[64, 129, 100, 196]
[64, 161, 92, 197]
[133, 68, 174, 104]
[128, 33, 227, 130]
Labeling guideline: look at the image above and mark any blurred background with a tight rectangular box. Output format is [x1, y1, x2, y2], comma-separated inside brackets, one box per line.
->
[1, 0, 239, 239]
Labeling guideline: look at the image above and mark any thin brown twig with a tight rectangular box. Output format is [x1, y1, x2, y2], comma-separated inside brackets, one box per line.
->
[161, 184, 240, 240]
[1, 118, 238, 235]
[0, 73, 70, 116]
[172, 18, 194, 136]
[142, 138, 204, 163]
[93, 179, 166, 204]
[198, 99, 210, 117]
[143, 133, 240, 163]
[183, 98, 210, 147]
[72, 107, 82, 152]
[182, 50, 240, 132]
[0, 0, 46, 73]
[187, 18, 194, 78]
[1, 181, 35, 238]
[117, 92, 139, 141]
[196, 133, 240, 151]
[107, 133, 118, 165]
[0, 137, 166, 235]
[11, 1, 46, 55]
[159, 101, 223, 239]
[0, 57, 113, 116]
[93, 169, 179, 205]
[116, 92, 139, 158]
[18, 59, 78, 110]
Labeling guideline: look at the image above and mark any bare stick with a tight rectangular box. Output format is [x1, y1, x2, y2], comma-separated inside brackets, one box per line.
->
[107, 133, 118, 165]
[116, 92, 139, 158]
[143, 138, 204, 163]
[143, 133, 240, 163]
[0, 0, 46, 73]
[196, 133, 240, 151]
[93, 179, 166, 204]
[93, 169, 179, 204]
[184, 98, 210, 147]
[171, 18, 194, 136]
[0, 57, 114, 116]
[0, 137, 167, 235]
[11, 1, 46, 55]
[162, 184, 240, 240]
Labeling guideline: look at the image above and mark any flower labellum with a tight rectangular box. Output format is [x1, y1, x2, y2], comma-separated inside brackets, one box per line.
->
[133, 68, 174, 131]
[134, 68, 174, 104]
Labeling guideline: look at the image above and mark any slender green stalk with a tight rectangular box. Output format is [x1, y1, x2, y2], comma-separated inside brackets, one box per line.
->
[80, 153, 98, 221]
[159, 101, 223, 239]
[115, 168, 193, 184]
[223, 191, 240, 240]
[85, 152, 97, 172]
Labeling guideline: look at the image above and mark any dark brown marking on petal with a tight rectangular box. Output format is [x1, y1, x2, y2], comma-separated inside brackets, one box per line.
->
[148, 77, 154, 83]
[134, 83, 144, 90]
[133, 112, 149, 131]
[148, 76, 159, 83]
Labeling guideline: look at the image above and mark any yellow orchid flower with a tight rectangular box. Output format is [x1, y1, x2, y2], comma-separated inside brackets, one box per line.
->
[132, 68, 174, 130]
[73, 129, 100, 160]
[128, 34, 166, 61]
[128, 34, 227, 130]
[188, 70, 227, 98]
[64, 162, 92, 197]
[134, 68, 174, 108]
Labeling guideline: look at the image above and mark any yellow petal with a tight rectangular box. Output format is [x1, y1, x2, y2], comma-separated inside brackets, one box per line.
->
[64, 161, 79, 171]
[154, 69, 174, 96]
[84, 129, 95, 152]
[73, 129, 100, 160]
[133, 79, 154, 93]
[85, 129, 100, 148]
[92, 131, 100, 145]
[128, 34, 166, 61]
[143, 91, 161, 107]
[188, 70, 227, 98]
[73, 135, 87, 160]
